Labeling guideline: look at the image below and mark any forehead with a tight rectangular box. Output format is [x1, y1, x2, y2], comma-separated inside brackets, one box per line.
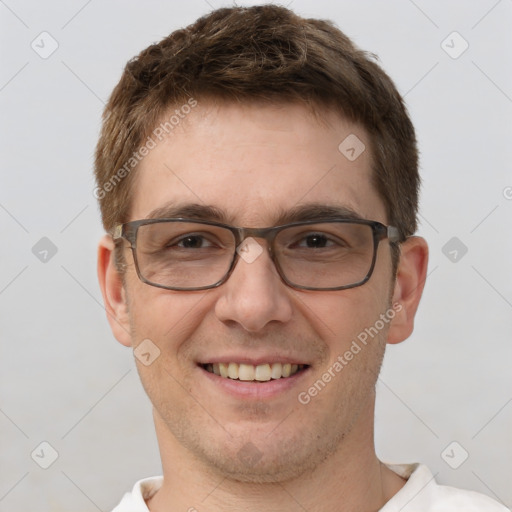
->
[131, 101, 387, 226]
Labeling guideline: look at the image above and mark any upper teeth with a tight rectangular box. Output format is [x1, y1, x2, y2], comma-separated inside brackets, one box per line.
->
[204, 362, 304, 381]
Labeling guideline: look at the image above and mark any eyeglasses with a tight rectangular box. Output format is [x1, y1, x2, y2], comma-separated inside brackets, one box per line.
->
[113, 218, 400, 291]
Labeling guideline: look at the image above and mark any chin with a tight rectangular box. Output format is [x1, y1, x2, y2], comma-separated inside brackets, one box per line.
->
[188, 425, 344, 484]
[204, 448, 318, 484]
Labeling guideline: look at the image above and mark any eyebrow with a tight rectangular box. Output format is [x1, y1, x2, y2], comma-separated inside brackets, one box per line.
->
[145, 202, 365, 226]
[275, 203, 364, 224]
[146, 202, 229, 222]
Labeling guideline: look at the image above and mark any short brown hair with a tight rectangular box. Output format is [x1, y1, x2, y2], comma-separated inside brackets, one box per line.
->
[95, 4, 419, 261]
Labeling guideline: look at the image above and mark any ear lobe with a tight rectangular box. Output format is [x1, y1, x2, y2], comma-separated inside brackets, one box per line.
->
[387, 236, 429, 345]
[97, 235, 132, 347]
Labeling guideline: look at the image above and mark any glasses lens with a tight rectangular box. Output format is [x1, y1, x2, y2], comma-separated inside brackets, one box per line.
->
[131, 220, 377, 290]
[135, 222, 236, 289]
[275, 222, 375, 289]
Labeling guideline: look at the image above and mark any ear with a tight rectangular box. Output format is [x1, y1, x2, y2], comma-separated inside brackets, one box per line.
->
[97, 235, 132, 347]
[387, 236, 429, 345]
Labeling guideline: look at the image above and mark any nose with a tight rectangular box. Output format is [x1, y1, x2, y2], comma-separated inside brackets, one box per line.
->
[214, 238, 293, 332]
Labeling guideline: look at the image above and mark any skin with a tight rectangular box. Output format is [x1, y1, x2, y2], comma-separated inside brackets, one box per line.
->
[98, 101, 428, 511]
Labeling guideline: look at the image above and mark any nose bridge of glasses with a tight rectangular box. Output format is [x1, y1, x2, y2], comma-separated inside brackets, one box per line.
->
[236, 226, 280, 248]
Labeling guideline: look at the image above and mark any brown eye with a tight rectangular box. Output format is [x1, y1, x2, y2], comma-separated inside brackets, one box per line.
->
[176, 235, 210, 249]
[301, 234, 330, 248]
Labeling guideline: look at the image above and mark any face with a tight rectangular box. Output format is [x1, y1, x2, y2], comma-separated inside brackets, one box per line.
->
[103, 101, 409, 482]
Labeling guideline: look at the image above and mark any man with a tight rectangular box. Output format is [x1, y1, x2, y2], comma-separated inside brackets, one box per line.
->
[94, 5, 508, 511]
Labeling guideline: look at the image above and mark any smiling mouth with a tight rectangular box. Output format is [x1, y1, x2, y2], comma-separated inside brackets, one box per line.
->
[201, 362, 308, 382]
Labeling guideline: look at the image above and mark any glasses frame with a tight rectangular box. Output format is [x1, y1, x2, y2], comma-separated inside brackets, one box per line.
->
[113, 217, 400, 292]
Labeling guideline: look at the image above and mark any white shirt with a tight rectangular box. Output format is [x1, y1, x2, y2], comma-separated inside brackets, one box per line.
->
[111, 463, 509, 511]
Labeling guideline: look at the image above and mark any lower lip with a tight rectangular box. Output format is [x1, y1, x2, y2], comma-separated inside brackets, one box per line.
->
[198, 365, 310, 399]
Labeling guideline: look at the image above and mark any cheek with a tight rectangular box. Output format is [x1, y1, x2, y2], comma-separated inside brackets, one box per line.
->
[296, 286, 389, 352]
[127, 282, 215, 351]
[126, 287, 215, 399]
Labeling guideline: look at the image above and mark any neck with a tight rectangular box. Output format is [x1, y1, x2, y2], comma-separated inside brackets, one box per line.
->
[146, 402, 406, 512]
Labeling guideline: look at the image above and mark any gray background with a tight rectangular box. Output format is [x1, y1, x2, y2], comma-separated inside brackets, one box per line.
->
[1, 0, 511, 510]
